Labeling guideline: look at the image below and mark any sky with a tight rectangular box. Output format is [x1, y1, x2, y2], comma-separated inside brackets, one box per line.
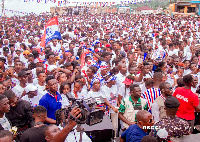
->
[0, 0, 125, 17]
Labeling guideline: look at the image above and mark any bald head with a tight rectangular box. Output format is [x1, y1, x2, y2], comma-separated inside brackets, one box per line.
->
[136, 110, 151, 122]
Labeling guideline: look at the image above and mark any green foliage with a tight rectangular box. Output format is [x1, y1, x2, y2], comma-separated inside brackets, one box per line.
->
[129, 0, 170, 10]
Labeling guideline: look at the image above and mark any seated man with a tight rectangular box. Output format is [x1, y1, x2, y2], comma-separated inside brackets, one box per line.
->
[120, 110, 154, 142]
[153, 96, 191, 141]
[118, 84, 148, 130]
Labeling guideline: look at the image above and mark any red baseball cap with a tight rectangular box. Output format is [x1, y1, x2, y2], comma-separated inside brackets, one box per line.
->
[122, 78, 133, 85]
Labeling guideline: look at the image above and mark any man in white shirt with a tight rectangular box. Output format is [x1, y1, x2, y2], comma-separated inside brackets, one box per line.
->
[35, 71, 47, 99]
[21, 84, 39, 107]
[12, 70, 29, 98]
[50, 39, 61, 56]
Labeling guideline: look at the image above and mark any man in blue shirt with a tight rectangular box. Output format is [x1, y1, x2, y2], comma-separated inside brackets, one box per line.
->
[39, 76, 62, 120]
[120, 110, 154, 142]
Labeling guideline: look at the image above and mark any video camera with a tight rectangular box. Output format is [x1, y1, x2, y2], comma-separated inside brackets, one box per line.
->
[64, 92, 105, 126]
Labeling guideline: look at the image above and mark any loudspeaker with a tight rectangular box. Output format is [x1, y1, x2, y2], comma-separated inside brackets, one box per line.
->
[83, 115, 114, 141]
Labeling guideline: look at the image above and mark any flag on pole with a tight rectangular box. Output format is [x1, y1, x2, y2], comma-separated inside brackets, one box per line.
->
[40, 17, 62, 48]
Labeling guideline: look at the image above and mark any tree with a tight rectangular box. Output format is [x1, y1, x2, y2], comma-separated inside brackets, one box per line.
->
[129, 0, 169, 10]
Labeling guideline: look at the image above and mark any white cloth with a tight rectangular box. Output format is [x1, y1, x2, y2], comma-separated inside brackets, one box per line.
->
[87, 90, 103, 98]
[101, 85, 118, 113]
[12, 84, 26, 98]
[183, 69, 192, 76]
[0, 114, 11, 131]
[118, 85, 130, 99]
[115, 72, 127, 95]
[21, 95, 40, 107]
[152, 102, 160, 123]
[57, 125, 92, 142]
[35, 84, 47, 100]
[61, 94, 70, 108]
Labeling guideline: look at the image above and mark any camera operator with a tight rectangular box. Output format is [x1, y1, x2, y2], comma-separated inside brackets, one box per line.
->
[44, 107, 82, 142]
[55, 108, 91, 142]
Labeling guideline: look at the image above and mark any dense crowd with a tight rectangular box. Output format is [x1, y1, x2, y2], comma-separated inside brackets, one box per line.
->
[0, 12, 200, 142]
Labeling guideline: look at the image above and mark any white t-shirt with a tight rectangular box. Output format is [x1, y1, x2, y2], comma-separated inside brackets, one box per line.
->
[11, 77, 20, 87]
[183, 69, 192, 76]
[12, 84, 26, 98]
[33, 78, 38, 86]
[21, 95, 40, 107]
[101, 85, 118, 113]
[58, 125, 92, 142]
[61, 94, 70, 108]
[0, 114, 11, 131]
[191, 87, 197, 94]
[87, 90, 103, 98]
[35, 84, 47, 99]
[118, 85, 130, 99]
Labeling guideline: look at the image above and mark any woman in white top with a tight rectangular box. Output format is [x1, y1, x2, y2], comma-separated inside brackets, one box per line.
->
[56, 72, 68, 94]
[88, 78, 106, 112]
[59, 82, 71, 108]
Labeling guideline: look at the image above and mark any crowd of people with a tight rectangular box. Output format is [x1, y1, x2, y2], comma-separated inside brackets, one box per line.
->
[0, 11, 200, 142]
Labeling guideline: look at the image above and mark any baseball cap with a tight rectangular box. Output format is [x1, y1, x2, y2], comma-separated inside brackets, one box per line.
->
[25, 84, 37, 93]
[23, 50, 30, 55]
[164, 96, 180, 109]
[3, 47, 9, 52]
[122, 78, 133, 85]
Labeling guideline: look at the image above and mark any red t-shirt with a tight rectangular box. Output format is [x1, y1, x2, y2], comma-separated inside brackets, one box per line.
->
[173, 87, 199, 120]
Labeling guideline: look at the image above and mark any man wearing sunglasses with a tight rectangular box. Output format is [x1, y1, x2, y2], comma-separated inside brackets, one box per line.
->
[152, 82, 173, 123]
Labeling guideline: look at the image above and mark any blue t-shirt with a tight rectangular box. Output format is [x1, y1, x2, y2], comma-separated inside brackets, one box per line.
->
[121, 124, 148, 142]
[39, 92, 62, 120]
[152, 64, 157, 71]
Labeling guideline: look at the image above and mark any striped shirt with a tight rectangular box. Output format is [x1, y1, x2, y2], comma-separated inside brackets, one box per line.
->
[142, 87, 161, 113]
